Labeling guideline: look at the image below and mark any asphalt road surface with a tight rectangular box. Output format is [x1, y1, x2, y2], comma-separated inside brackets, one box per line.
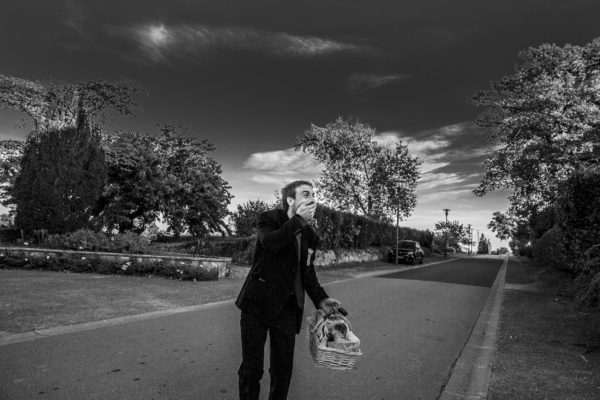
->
[0, 257, 502, 400]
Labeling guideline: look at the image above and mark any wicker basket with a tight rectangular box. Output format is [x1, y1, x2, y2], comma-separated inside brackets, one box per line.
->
[305, 311, 362, 371]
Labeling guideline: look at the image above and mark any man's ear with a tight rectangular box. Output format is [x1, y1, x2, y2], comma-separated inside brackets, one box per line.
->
[286, 197, 295, 208]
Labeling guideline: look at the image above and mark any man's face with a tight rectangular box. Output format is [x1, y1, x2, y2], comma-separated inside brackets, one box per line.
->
[290, 184, 315, 213]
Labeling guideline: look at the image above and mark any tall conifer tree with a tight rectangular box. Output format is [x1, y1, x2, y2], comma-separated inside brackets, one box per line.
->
[12, 115, 106, 233]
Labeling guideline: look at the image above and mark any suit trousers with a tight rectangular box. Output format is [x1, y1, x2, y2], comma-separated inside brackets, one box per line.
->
[238, 295, 300, 400]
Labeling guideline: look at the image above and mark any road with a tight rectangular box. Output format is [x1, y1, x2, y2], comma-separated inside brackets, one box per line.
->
[0, 257, 502, 400]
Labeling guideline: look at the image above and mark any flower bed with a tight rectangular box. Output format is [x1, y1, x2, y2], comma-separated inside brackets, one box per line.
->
[0, 246, 230, 281]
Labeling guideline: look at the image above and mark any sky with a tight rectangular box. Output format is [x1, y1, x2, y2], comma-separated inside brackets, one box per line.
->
[1, 0, 600, 250]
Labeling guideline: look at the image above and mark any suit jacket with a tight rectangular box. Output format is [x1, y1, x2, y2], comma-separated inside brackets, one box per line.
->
[235, 208, 328, 333]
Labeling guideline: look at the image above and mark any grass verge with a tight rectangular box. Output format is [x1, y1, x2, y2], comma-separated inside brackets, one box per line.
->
[488, 256, 600, 399]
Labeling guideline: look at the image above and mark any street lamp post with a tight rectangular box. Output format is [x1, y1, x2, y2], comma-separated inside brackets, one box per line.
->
[443, 208, 450, 258]
[395, 186, 400, 265]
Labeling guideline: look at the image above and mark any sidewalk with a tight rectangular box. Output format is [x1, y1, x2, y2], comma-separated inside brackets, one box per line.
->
[487, 256, 600, 399]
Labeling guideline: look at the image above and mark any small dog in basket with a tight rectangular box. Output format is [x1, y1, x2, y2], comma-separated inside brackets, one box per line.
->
[312, 310, 361, 352]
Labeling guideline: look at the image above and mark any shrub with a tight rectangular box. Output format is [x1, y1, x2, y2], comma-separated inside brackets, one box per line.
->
[573, 268, 600, 309]
[0, 229, 20, 244]
[556, 171, 600, 258]
[107, 231, 150, 253]
[532, 226, 569, 270]
[0, 253, 218, 281]
[45, 229, 110, 251]
[43, 229, 149, 254]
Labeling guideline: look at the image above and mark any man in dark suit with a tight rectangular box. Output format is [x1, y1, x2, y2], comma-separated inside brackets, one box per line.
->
[236, 180, 342, 400]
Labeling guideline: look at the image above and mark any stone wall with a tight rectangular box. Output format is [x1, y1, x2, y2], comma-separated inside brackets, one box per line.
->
[229, 247, 388, 279]
[313, 247, 386, 267]
[0, 246, 231, 279]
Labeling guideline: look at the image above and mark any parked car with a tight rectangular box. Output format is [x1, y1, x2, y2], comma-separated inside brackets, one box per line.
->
[388, 240, 425, 265]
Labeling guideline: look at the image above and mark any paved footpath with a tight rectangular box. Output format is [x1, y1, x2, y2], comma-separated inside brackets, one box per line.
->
[0, 256, 505, 400]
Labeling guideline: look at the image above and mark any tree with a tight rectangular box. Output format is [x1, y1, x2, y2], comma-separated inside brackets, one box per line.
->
[477, 233, 491, 254]
[295, 117, 420, 222]
[96, 131, 162, 233]
[96, 125, 232, 237]
[11, 116, 106, 234]
[470, 38, 600, 222]
[231, 199, 272, 236]
[0, 74, 145, 132]
[0, 140, 24, 208]
[434, 220, 467, 248]
[487, 211, 515, 241]
[155, 124, 232, 237]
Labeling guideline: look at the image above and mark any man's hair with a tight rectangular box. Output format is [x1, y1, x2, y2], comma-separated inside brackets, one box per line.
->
[281, 180, 313, 212]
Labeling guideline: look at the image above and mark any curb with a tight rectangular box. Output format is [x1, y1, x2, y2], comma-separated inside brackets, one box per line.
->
[438, 255, 508, 400]
[0, 257, 457, 347]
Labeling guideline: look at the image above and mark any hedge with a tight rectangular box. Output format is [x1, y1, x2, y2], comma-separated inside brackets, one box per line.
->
[185, 205, 433, 265]
[556, 171, 600, 259]
[532, 226, 568, 271]
[531, 171, 600, 310]
[313, 204, 433, 251]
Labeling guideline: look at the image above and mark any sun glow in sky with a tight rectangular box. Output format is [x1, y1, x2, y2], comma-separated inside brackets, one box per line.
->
[1, 0, 599, 250]
[146, 24, 169, 45]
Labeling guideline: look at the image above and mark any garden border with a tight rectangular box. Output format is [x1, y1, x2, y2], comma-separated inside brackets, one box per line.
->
[0, 246, 231, 279]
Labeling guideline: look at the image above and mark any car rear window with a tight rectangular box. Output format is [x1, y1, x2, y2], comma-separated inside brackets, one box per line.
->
[398, 241, 416, 249]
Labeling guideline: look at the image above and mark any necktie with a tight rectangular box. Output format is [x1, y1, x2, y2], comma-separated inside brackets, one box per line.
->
[294, 233, 305, 308]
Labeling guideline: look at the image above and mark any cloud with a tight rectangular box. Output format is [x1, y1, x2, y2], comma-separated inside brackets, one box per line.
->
[417, 188, 478, 204]
[115, 23, 366, 62]
[417, 172, 480, 191]
[374, 123, 491, 200]
[375, 131, 453, 174]
[243, 148, 322, 185]
[348, 73, 410, 92]
[63, 1, 86, 36]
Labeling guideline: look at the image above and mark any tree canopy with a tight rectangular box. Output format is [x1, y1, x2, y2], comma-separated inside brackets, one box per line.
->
[97, 125, 232, 237]
[0, 139, 24, 208]
[434, 220, 468, 248]
[470, 38, 600, 221]
[295, 117, 420, 222]
[487, 211, 515, 241]
[230, 199, 272, 236]
[477, 233, 492, 254]
[0, 74, 145, 132]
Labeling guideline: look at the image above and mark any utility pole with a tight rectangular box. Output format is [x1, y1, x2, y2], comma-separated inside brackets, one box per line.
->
[468, 224, 472, 255]
[443, 208, 450, 258]
[476, 230, 479, 254]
